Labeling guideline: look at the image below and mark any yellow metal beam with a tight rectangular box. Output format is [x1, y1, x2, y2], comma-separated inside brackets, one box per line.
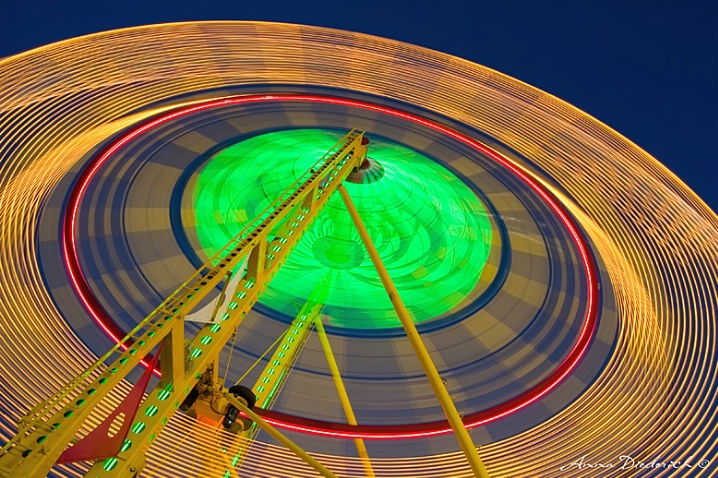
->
[314, 316, 375, 478]
[221, 295, 322, 477]
[251, 289, 325, 411]
[0, 130, 367, 478]
[337, 184, 491, 478]
[159, 317, 186, 389]
[82, 132, 367, 477]
[224, 394, 339, 478]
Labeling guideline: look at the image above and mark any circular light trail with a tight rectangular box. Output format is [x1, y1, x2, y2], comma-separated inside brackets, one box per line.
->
[0, 22, 715, 478]
[61, 93, 599, 439]
[192, 128, 493, 330]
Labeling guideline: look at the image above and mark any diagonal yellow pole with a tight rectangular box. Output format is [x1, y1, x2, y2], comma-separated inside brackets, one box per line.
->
[224, 394, 339, 478]
[314, 316, 376, 477]
[337, 184, 490, 478]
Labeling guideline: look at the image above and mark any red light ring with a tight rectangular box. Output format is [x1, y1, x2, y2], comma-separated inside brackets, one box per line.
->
[62, 94, 600, 439]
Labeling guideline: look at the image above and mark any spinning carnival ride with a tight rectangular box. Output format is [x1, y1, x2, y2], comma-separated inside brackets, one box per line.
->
[0, 22, 716, 478]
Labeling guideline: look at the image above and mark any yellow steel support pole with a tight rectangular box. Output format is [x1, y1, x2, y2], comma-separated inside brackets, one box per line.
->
[0, 131, 367, 478]
[337, 184, 491, 478]
[224, 299, 321, 477]
[224, 394, 339, 478]
[251, 281, 328, 411]
[313, 317, 376, 478]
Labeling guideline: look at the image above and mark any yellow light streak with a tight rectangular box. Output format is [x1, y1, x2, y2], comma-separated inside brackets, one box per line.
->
[314, 316, 376, 478]
[0, 21, 715, 478]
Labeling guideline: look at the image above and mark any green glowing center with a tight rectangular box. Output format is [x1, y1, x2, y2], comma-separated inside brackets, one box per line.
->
[192, 129, 492, 330]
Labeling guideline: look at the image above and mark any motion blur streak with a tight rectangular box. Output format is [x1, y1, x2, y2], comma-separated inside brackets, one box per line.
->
[0, 22, 715, 477]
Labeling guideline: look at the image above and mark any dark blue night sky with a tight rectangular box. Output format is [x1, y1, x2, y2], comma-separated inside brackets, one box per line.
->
[1, 0, 716, 212]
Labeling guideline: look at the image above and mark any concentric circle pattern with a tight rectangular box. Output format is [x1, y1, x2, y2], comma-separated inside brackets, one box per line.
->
[189, 128, 494, 331]
[0, 22, 716, 478]
[49, 93, 607, 449]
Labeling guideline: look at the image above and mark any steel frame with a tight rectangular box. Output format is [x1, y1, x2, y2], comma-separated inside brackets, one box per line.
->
[0, 129, 491, 478]
[0, 130, 368, 478]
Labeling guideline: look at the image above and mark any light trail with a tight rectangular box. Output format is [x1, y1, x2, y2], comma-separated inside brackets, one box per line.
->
[0, 21, 715, 477]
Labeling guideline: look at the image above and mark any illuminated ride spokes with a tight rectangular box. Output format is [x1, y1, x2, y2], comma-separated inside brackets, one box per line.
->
[0, 131, 489, 478]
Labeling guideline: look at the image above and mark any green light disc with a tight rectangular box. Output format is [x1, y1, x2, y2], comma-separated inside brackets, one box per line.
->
[192, 129, 493, 331]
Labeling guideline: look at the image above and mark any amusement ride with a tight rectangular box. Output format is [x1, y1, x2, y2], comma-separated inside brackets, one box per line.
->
[0, 22, 715, 478]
